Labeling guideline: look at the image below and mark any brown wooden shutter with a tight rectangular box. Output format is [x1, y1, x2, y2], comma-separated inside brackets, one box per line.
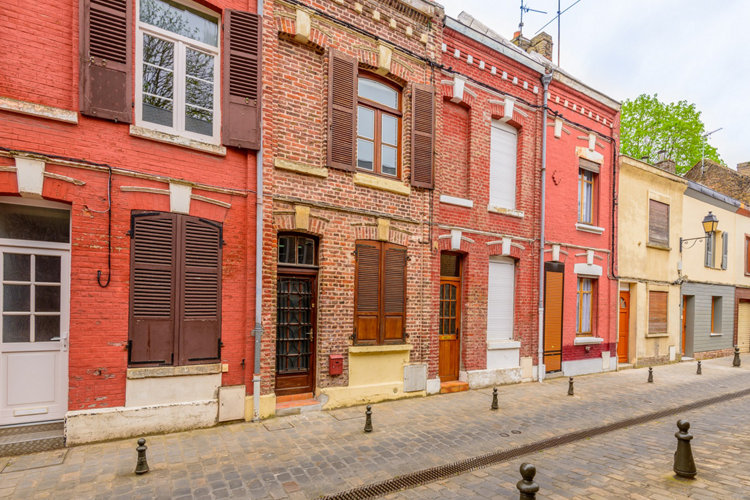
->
[129, 213, 176, 365]
[648, 200, 669, 246]
[648, 291, 668, 333]
[222, 10, 262, 150]
[411, 83, 435, 188]
[178, 217, 222, 364]
[80, 0, 132, 122]
[355, 241, 380, 344]
[327, 49, 357, 171]
[382, 244, 406, 343]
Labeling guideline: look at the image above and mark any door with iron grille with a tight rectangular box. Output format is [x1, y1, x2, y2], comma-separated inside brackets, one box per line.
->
[275, 234, 318, 396]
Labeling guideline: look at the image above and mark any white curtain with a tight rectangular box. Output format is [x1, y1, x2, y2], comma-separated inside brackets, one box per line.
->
[578, 278, 592, 333]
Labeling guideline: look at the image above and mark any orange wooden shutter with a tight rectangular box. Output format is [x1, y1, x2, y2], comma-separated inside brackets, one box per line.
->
[327, 49, 357, 171]
[648, 291, 668, 333]
[382, 244, 406, 343]
[129, 213, 176, 365]
[411, 83, 435, 188]
[80, 0, 132, 122]
[355, 241, 380, 343]
[222, 10, 262, 149]
[178, 217, 222, 364]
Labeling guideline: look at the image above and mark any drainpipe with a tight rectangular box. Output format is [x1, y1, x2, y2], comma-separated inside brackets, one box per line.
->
[252, 0, 265, 422]
[537, 71, 553, 383]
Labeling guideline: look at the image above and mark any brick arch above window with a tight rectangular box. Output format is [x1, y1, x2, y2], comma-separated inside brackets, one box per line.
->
[489, 99, 528, 129]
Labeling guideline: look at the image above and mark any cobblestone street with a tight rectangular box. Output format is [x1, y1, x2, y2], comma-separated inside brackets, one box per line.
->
[1, 357, 749, 499]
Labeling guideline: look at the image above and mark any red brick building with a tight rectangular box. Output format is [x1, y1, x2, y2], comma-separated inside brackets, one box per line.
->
[258, 0, 444, 414]
[0, 0, 261, 445]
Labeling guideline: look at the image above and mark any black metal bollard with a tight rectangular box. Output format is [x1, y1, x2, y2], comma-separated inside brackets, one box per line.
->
[648, 366, 654, 383]
[516, 463, 539, 499]
[135, 438, 149, 475]
[697, 361, 702, 375]
[567, 377, 574, 396]
[364, 404, 373, 433]
[491, 387, 499, 410]
[673, 420, 697, 479]
[733, 346, 741, 367]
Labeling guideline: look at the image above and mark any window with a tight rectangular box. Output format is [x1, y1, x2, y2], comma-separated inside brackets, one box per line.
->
[720, 231, 729, 270]
[576, 278, 594, 335]
[711, 296, 722, 333]
[129, 212, 222, 366]
[489, 120, 518, 210]
[439, 253, 461, 339]
[354, 241, 406, 345]
[357, 76, 402, 177]
[705, 231, 715, 267]
[278, 234, 317, 267]
[648, 291, 668, 334]
[578, 169, 596, 224]
[648, 200, 669, 247]
[136, 0, 220, 141]
[487, 257, 515, 340]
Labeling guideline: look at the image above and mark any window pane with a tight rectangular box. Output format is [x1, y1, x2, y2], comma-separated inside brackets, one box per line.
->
[357, 139, 374, 170]
[140, 0, 219, 46]
[3, 315, 30, 343]
[358, 78, 398, 109]
[278, 236, 294, 263]
[185, 105, 213, 135]
[357, 106, 374, 140]
[381, 145, 397, 176]
[186, 48, 214, 80]
[4, 254, 30, 281]
[35, 256, 61, 283]
[382, 114, 397, 145]
[142, 34, 174, 127]
[440, 254, 459, 277]
[4, 285, 30, 312]
[35, 286, 61, 313]
[297, 238, 315, 265]
[35, 315, 60, 342]
[0, 204, 70, 243]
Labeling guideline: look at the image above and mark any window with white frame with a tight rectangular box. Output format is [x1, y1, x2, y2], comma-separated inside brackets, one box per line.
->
[489, 120, 517, 210]
[136, 0, 220, 142]
[576, 277, 594, 335]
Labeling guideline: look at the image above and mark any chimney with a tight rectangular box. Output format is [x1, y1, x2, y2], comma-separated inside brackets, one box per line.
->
[511, 31, 531, 51]
[737, 162, 750, 177]
[655, 159, 676, 174]
[511, 31, 554, 61]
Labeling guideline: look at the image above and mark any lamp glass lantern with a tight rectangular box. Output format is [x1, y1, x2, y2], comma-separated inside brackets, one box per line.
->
[701, 211, 718, 235]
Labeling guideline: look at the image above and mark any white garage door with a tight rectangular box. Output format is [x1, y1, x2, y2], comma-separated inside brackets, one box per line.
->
[738, 302, 750, 353]
[487, 257, 515, 341]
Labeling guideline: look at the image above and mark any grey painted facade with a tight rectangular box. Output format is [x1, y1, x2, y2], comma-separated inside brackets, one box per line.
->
[681, 282, 735, 355]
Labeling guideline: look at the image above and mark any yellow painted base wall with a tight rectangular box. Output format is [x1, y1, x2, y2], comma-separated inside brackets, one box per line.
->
[244, 394, 277, 420]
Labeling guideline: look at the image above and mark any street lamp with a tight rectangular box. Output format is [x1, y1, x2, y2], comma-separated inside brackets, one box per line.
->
[680, 211, 718, 252]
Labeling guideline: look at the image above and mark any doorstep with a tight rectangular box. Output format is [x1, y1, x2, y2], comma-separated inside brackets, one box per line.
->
[275, 393, 323, 416]
[617, 363, 634, 370]
[0, 421, 64, 457]
[440, 381, 469, 394]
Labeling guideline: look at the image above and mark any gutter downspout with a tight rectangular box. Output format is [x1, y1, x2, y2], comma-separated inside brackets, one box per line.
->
[252, 0, 265, 422]
[537, 71, 553, 383]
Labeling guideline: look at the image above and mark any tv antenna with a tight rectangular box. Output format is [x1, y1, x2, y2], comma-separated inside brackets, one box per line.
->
[535, 0, 583, 66]
[518, 1, 547, 37]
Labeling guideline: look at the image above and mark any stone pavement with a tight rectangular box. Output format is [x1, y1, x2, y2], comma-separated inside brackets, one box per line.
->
[384, 394, 750, 499]
[0, 357, 748, 499]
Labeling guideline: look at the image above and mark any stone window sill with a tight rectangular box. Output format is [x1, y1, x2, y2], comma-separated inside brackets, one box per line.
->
[709, 332, 723, 337]
[646, 242, 671, 251]
[487, 205, 524, 218]
[353, 172, 411, 196]
[126, 363, 222, 379]
[274, 157, 328, 178]
[0, 96, 78, 124]
[487, 340, 521, 350]
[130, 125, 227, 156]
[575, 223, 605, 234]
[440, 195, 473, 208]
[349, 344, 413, 354]
[645, 332, 669, 338]
[573, 336, 604, 345]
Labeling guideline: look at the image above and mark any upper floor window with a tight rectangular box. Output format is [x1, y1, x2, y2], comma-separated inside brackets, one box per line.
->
[278, 235, 317, 267]
[136, 0, 220, 142]
[648, 199, 669, 247]
[576, 277, 594, 335]
[705, 231, 716, 268]
[489, 120, 518, 210]
[357, 76, 401, 178]
[578, 169, 596, 225]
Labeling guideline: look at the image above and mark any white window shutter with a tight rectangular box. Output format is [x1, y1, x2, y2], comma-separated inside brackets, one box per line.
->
[721, 232, 728, 269]
[489, 120, 517, 209]
[487, 257, 515, 340]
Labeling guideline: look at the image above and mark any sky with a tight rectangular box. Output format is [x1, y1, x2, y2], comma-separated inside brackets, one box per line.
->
[437, 0, 750, 170]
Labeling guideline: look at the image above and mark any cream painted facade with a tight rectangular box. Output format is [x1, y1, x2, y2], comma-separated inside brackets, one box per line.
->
[617, 156, 687, 365]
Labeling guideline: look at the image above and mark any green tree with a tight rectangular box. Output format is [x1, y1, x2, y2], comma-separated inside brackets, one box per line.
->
[620, 93, 721, 174]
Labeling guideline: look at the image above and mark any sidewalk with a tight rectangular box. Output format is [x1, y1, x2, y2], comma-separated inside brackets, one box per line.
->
[1, 357, 748, 499]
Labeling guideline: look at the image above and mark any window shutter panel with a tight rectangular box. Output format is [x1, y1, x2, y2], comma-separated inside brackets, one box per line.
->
[327, 49, 357, 171]
[178, 217, 222, 364]
[222, 10, 262, 150]
[721, 232, 729, 269]
[489, 121, 518, 209]
[648, 291, 668, 333]
[129, 214, 176, 365]
[648, 200, 670, 246]
[705, 233, 713, 267]
[80, 0, 132, 122]
[382, 244, 406, 343]
[411, 83, 435, 188]
[355, 242, 380, 344]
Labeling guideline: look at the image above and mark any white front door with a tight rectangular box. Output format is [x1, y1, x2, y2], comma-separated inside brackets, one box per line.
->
[1, 247, 70, 425]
